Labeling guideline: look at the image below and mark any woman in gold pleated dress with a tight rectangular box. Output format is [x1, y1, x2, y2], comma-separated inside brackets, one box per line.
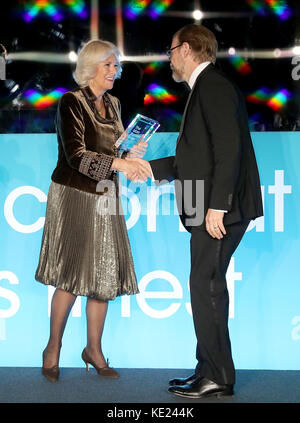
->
[35, 39, 150, 382]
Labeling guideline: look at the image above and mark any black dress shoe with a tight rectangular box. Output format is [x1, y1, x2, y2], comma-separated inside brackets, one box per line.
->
[168, 377, 234, 399]
[169, 373, 198, 386]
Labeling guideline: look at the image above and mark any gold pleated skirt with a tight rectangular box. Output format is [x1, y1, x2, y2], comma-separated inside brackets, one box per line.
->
[35, 181, 138, 301]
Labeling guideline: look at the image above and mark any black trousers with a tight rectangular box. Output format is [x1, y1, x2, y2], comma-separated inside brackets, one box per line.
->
[189, 219, 250, 385]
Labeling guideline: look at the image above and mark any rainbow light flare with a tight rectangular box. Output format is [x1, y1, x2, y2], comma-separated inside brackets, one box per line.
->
[246, 0, 266, 15]
[161, 108, 181, 123]
[144, 94, 155, 105]
[229, 56, 252, 75]
[144, 83, 177, 105]
[148, 0, 174, 18]
[21, 0, 88, 22]
[265, 0, 291, 20]
[125, 0, 174, 19]
[246, 0, 291, 19]
[22, 0, 63, 22]
[125, 1, 151, 19]
[63, 0, 88, 18]
[24, 87, 67, 109]
[246, 87, 272, 104]
[246, 87, 291, 111]
[144, 61, 163, 75]
[267, 89, 291, 111]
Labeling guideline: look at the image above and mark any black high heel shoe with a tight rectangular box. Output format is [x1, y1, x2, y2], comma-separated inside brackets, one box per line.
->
[81, 348, 119, 378]
[42, 349, 60, 382]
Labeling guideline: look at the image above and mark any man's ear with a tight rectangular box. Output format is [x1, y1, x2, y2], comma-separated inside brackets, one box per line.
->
[181, 42, 191, 58]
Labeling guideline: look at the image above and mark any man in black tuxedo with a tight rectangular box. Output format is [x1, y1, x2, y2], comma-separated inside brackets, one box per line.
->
[140, 24, 263, 398]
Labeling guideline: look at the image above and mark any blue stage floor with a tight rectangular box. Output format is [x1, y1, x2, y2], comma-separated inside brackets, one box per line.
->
[0, 368, 300, 404]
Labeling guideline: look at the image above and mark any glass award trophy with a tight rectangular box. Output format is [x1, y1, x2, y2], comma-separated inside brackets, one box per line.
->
[115, 114, 160, 157]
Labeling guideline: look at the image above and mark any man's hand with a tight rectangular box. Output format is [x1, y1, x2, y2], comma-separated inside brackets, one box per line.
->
[124, 157, 152, 182]
[205, 209, 226, 239]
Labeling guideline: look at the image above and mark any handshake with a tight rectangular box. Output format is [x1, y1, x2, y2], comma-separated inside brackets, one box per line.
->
[112, 141, 153, 182]
[123, 157, 152, 182]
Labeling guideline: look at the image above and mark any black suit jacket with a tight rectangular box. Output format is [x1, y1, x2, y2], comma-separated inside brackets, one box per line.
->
[150, 63, 263, 231]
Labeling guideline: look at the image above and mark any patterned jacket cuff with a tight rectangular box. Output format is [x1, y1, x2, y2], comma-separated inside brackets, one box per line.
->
[79, 151, 114, 181]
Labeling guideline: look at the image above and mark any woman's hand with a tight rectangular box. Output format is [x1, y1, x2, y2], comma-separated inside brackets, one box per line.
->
[124, 157, 152, 182]
[111, 157, 152, 182]
[126, 141, 148, 159]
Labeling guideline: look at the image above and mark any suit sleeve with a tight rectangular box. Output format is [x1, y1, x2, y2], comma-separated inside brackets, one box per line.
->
[56, 92, 114, 181]
[199, 78, 242, 211]
[149, 156, 176, 184]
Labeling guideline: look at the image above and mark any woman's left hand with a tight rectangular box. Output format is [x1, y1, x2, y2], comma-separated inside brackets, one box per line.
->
[127, 141, 148, 159]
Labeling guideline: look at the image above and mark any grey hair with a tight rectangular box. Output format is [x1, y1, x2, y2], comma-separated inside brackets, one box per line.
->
[74, 39, 122, 87]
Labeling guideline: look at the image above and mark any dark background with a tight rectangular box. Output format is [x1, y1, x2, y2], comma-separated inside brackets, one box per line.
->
[0, 0, 299, 133]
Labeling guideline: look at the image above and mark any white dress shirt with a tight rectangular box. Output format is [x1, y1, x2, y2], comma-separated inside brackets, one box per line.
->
[188, 61, 211, 89]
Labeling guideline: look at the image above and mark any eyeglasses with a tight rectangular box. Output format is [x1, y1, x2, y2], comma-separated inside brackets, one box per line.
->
[166, 43, 183, 58]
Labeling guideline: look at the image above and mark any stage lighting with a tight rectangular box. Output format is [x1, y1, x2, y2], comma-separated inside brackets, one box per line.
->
[68, 51, 78, 62]
[273, 48, 281, 58]
[11, 84, 20, 93]
[228, 47, 236, 56]
[5, 79, 20, 95]
[293, 46, 300, 56]
[0, 78, 22, 108]
[193, 10, 203, 21]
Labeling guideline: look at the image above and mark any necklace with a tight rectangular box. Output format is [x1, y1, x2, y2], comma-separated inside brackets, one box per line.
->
[95, 97, 106, 118]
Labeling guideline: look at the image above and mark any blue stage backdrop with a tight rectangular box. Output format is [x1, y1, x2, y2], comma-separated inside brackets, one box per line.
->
[0, 132, 299, 370]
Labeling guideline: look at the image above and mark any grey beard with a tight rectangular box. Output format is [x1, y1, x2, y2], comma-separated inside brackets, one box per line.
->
[171, 68, 184, 83]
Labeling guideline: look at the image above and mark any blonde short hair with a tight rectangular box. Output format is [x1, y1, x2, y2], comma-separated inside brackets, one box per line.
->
[74, 39, 122, 87]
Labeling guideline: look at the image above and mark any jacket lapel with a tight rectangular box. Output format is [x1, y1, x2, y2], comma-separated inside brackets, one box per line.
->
[176, 83, 196, 145]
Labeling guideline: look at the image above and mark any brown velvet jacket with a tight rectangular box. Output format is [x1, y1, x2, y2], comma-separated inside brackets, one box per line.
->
[51, 86, 124, 195]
